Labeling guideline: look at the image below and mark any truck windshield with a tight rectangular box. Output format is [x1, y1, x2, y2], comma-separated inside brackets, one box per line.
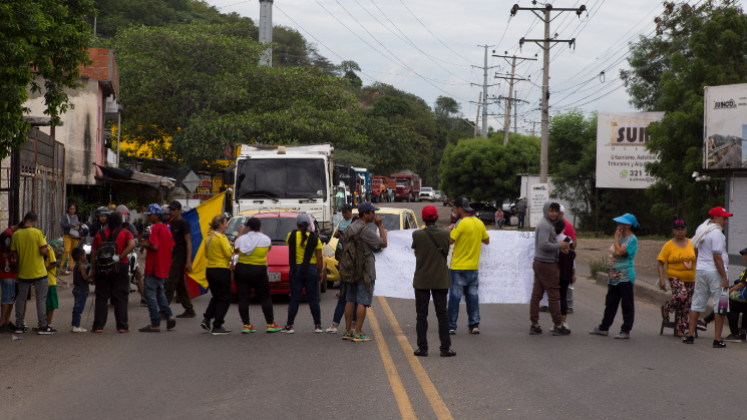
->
[235, 158, 326, 200]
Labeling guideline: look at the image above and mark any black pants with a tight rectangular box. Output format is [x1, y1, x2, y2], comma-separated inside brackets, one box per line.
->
[92, 263, 129, 330]
[204, 268, 232, 328]
[599, 282, 635, 333]
[235, 263, 274, 326]
[415, 289, 451, 352]
[705, 299, 747, 335]
[165, 253, 193, 310]
[559, 278, 570, 316]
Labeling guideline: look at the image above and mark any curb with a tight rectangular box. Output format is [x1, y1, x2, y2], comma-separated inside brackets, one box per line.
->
[594, 272, 713, 313]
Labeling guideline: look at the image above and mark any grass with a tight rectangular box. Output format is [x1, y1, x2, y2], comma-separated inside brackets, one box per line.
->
[589, 256, 608, 279]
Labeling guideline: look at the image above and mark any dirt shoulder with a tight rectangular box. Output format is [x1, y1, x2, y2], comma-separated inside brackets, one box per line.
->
[576, 237, 666, 277]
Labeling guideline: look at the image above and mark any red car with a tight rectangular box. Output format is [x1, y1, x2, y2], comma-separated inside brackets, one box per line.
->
[229, 212, 328, 299]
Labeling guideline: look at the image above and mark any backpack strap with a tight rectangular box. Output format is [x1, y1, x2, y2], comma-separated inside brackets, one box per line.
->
[423, 228, 448, 260]
[300, 232, 319, 273]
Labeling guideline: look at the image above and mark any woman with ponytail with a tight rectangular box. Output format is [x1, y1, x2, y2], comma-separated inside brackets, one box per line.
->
[201, 215, 234, 335]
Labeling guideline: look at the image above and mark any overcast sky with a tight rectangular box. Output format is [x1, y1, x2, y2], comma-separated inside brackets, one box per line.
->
[211, 0, 662, 133]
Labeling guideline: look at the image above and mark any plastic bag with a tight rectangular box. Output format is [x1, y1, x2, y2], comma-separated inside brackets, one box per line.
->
[717, 289, 730, 315]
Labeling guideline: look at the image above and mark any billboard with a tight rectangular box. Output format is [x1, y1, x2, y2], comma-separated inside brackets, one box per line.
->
[703, 84, 747, 170]
[596, 112, 664, 189]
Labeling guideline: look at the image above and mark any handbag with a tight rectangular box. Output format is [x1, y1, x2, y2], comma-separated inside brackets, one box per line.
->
[67, 215, 80, 238]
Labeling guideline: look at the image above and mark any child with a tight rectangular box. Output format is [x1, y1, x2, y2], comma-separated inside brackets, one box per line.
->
[44, 249, 58, 328]
[71, 248, 94, 333]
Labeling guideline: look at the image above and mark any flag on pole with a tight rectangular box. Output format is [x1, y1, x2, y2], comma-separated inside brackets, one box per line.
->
[183, 192, 226, 298]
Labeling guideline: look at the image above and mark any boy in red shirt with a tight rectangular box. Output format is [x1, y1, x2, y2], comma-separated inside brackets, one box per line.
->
[140, 204, 176, 332]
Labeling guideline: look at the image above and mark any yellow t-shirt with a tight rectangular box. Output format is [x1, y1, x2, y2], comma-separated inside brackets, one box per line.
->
[286, 231, 323, 265]
[11, 227, 48, 280]
[657, 239, 697, 282]
[450, 216, 489, 270]
[206, 233, 233, 269]
[236, 232, 272, 266]
[46, 249, 57, 286]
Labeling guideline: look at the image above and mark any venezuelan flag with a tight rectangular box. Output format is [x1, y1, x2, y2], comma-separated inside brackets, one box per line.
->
[183, 192, 226, 298]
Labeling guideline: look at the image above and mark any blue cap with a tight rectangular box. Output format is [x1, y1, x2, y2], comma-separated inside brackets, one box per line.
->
[613, 213, 639, 228]
[144, 204, 163, 215]
[358, 201, 380, 214]
[296, 214, 310, 226]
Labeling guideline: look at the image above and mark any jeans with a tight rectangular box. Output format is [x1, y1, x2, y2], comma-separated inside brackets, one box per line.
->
[332, 288, 356, 326]
[234, 263, 275, 326]
[518, 211, 525, 229]
[416, 289, 451, 351]
[144, 275, 173, 327]
[204, 268, 231, 328]
[15, 277, 48, 328]
[165, 253, 193, 310]
[599, 282, 635, 333]
[448, 270, 480, 330]
[71, 290, 88, 327]
[495, 219, 503, 229]
[287, 266, 321, 326]
[92, 263, 129, 331]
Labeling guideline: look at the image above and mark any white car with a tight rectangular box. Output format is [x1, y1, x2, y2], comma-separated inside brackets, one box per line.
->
[419, 187, 435, 202]
[434, 190, 442, 200]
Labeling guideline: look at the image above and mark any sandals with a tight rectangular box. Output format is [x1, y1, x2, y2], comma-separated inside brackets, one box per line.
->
[661, 304, 670, 322]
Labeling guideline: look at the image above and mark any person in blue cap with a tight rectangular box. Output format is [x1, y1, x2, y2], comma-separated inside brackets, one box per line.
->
[590, 213, 639, 339]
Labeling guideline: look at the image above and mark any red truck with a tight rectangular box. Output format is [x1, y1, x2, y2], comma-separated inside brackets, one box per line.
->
[391, 170, 421, 202]
[372, 176, 389, 193]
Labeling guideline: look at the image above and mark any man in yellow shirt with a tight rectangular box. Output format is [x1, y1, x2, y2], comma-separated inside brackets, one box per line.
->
[12, 212, 56, 335]
[447, 198, 489, 335]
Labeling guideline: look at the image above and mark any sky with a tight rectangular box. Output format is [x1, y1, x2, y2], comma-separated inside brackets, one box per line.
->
[209, 0, 663, 133]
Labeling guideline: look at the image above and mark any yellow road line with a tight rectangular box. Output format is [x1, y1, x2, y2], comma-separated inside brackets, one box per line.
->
[368, 307, 418, 420]
[378, 296, 454, 420]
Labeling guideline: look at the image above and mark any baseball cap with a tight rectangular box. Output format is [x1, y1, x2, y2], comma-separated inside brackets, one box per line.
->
[613, 213, 639, 228]
[673, 220, 686, 228]
[358, 201, 380, 214]
[453, 197, 474, 212]
[709, 206, 733, 218]
[740, 247, 747, 255]
[422, 205, 438, 221]
[168, 201, 182, 210]
[144, 204, 163, 215]
[296, 214, 310, 226]
[559, 205, 566, 213]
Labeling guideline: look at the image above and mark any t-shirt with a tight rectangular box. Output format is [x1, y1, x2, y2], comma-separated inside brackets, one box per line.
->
[657, 239, 697, 282]
[11, 227, 48, 281]
[345, 220, 384, 281]
[608, 235, 638, 285]
[494, 210, 504, 219]
[337, 218, 353, 233]
[730, 268, 747, 302]
[0, 228, 18, 279]
[145, 223, 174, 278]
[45, 249, 57, 286]
[206, 233, 233, 269]
[236, 232, 272, 266]
[73, 262, 90, 293]
[694, 223, 728, 273]
[517, 201, 526, 212]
[449, 216, 489, 271]
[562, 220, 577, 242]
[170, 218, 191, 257]
[286, 231, 323, 265]
[91, 227, 135, 255]
[411, 227, 451, 290]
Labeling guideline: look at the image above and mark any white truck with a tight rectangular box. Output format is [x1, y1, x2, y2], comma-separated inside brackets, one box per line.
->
[226, 144, 335, 229]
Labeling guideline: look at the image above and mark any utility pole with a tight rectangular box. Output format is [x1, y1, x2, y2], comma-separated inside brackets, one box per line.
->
[493, 52, 537, 145]
[492, 95, 529, 140]
[473, 92, 482, 138]
[511, 2, 586, 183]
[514, 101, 519, 134]
[259, 0, 274, 66]
[471, 46, 498, 137]
[525, 120, 540, 136]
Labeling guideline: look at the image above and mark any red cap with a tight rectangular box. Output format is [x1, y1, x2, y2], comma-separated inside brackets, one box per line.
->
[709, 207, 733, 218]
[422, 205, 438, 221]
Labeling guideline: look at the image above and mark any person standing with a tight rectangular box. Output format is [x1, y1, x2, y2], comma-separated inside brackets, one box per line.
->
[516, 198, 527, 229]
[70, 248, 94, 333]
[326, 205, 356, 334]
[683, 207, 732, 348]
[494, 207, 504, 230]
[447, 198, 489, 335]
[0, 222, 20, 333]
[412, 205, 455, 357]
[529, 202, 571, 336]
[202, 215, 234, 335]
[90, 212, 136, 333]
[60, 204, 82, 274]
[117, 205, 146, 306]
[657, 220, 696, 337]
[559, 206, 577, 314]
[590, 213, 639, 339]
[12, 212, 56, 334]
[164, 201, 195, 318]
[140, 204, 177, 333]
[89, 207, 110, 242]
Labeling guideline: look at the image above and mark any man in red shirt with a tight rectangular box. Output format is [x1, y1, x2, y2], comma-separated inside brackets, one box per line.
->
[90, 212, 136, 333]
[140, 204, 176, 332]
[0, 223, 20, 333]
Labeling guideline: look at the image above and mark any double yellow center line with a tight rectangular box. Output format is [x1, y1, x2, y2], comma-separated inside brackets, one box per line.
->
[368, 296, 454, 420]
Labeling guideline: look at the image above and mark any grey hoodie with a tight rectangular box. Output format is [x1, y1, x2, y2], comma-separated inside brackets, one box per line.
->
[534, 200, 562, 263]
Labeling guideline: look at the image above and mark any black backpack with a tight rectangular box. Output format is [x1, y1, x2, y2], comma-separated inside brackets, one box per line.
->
[96, 228, 123, 275]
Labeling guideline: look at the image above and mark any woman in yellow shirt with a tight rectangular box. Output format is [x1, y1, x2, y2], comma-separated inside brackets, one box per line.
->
[202, 215, 234, 335]
[657, 220, 697, 336]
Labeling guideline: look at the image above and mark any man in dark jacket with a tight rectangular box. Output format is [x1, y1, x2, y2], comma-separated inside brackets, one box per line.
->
[412, 205, 455, 357]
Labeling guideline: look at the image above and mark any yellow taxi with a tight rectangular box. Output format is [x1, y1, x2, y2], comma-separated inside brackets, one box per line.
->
[323, 207, 419, 289]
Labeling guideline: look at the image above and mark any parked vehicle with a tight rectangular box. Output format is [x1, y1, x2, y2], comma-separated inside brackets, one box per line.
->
[434, 190, 443, 200]
[372, 176, 389, 200]
[391, 170, 421, 202]
[501, 198, 519, 226]
[419, 187, 435, 202]
[470, 202, 499, 225]
[353, 167, 372, 201]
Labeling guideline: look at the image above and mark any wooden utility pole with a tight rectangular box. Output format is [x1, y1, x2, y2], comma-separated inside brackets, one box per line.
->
[471, 46, 498, 137]
[492, 53, 537, 145]
[525, 120, 540, 136]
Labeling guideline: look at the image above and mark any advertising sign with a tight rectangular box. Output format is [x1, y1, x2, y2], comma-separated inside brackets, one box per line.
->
[703, 84, 747, 170]
[529, 183, 549, 228]
[595, 112, 664, 189]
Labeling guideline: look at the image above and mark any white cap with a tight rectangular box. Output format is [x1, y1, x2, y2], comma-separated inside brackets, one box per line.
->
[559, 205, 566, 213]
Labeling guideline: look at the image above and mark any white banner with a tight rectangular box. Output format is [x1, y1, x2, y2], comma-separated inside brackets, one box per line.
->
[374, 230, 535, 304]
[529, 183, 548, 228]
[595, 111, 664, 189]
[703, 84, 747, 170]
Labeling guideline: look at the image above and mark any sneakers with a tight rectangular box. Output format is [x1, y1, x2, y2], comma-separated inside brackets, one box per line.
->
[614, 332, 630, 339]
[37, 325, 57, 335]
[562, 322, 570, 330]
[176, 309, 197, 319]
[315, 325, 323, 333]
[138, 326, 160, 332]
[242, 324, 256, 334]
[529, 325, 543, 335]
[280, 325, 295, 334]
[440, 349, 457, 357]
[140, 299, 148, 307]
[201, 318, 212, 332]
[449, 329, 456, 335]
[724, 334, 745, 343]
[469, 325, 480, 334]
[342, 331, 354, 341]
[118, 328, 131, 333]
[552, 326, 571, 336]
[682, 335, 695, 344]
[713, 339, 726, 348]
[71, 326, 88, 333]
[212, 326, 232, 335]
[352, 333, 372, 342]
[0, 324, 13, 334]
[697, 320, 708, 331]
[589, 327, 609, 336]
[413, 348, 428, 357]
[325, 326, 338, 334]
[167, 318, 176, 331]
[266, 323, 283, 333]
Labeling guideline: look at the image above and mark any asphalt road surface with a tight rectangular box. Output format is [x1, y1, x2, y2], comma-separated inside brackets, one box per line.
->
[3, 202, 744, 419]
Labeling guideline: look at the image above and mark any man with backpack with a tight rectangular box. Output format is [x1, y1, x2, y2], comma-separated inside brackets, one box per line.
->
[90, 212, 136, 333]
[340, 202, 387, 342]
[412, 205, 455, 357]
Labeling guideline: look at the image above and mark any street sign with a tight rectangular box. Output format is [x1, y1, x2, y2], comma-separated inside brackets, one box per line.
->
[182, 171, 201, 193]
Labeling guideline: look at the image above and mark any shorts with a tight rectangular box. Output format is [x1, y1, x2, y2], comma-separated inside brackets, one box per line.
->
[1, 278, 15, 304]
[15, 282, 31, 301]
[46, 285, 58, 312]
[691, 271, 723, 313]
[345, 279, 375, 307]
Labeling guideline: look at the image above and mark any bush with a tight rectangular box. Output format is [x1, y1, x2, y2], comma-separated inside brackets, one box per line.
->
[589, 256, 608, 279]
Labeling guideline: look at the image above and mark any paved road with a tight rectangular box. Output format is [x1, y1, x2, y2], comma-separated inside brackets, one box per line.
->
[3, 202, 743, 419]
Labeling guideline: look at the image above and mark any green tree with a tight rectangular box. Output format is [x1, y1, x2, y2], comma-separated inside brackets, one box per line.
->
[434, 96, 460, 118]
[0, 0, 95, 160]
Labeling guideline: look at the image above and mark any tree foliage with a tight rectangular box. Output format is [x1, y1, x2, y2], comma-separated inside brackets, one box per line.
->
[0, 0, 95, 160]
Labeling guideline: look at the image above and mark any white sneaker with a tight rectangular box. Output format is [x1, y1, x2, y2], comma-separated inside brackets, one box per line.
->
[562, 322, 570, 330]
[71, 326, 88, 333]
[325, 326, 338, 334]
